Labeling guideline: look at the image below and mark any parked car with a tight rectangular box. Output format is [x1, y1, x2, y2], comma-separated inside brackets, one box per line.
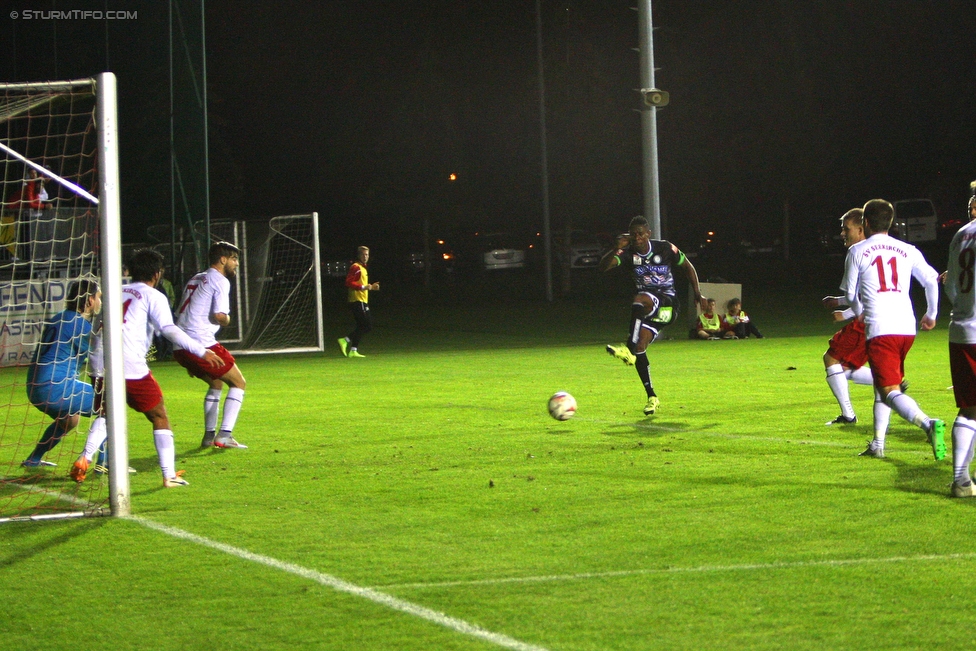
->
[479, 232, 526, 271]
[553, 230, 605, 268]
[892, 199, 937, 243]
[405, 238, 456, 274]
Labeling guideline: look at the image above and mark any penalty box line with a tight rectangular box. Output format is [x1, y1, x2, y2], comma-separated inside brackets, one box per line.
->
[127, 516, 551, 651]
[375, 552, 976, 591]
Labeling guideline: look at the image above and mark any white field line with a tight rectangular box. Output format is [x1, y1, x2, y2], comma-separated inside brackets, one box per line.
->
[375, 552, 976, 591]
[127, 516, 551, 651]
[16, 486, 548, 650]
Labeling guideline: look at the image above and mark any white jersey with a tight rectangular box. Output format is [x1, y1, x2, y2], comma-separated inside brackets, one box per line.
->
[840, 232, 939, 340]
[946, 219, 976, 344]
[121, 282, 207, 379]
[174, 267, 230, 349]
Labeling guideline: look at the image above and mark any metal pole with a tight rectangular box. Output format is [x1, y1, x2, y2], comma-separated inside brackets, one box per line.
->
[96, 72, 130, 517]
[200, 0, 211, 247]
[536, 0, 553, 301]
[169, 0, 177, 276]
[637, 0, 662, 238]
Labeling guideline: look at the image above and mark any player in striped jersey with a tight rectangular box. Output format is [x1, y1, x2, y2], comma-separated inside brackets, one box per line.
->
[600, 216, 707, 416]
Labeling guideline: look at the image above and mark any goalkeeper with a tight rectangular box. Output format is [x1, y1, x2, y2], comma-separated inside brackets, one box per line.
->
[173, 241, 249, 449]
[21, 279, 101, 468]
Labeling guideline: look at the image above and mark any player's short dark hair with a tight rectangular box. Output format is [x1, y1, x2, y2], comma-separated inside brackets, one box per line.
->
[629, 215, 649, 231]
[841, 208, 864, 226]
[65, 278, 99, 313]
[209, 241, 240, 265]
[128, 248, 164, 282]
[863, 199, 894, 233]
[727, 297, 741, 309]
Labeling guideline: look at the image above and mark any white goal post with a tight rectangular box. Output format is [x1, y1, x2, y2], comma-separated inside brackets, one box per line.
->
[0, 73, 128, 521]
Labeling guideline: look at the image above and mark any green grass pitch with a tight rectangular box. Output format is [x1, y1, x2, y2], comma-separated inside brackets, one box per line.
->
[2, 294, 975, 650]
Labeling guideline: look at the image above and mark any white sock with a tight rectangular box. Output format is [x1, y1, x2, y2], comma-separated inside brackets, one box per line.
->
[952, 416, 976, 485]
[153, 429, 176, 479]
[219, 388, 245, 434]
[885, 390, 929, 430]
[847, 366, 873, 385]
[204, 388, 222, 433]
[873, 393, 891, 449]
[82, 417, 107, 462]
[826, 364, 855, 419]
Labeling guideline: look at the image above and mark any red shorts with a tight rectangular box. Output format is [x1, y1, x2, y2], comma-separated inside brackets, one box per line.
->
[865, 335, 914, 390]
[173, 343, 236, 381]
[950, 342, 976, 409]
[126, 373, 163, 413]
[827, 320, 868, 369]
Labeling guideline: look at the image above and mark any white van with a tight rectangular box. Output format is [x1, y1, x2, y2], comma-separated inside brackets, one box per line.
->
[891, 199, 937, 243]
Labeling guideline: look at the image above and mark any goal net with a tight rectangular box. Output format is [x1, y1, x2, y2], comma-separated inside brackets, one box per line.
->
[229, 214, 323, 354]
[130, 214, 323, 356]
[174, 214, 324, 353]
[0, 75, 127, 522]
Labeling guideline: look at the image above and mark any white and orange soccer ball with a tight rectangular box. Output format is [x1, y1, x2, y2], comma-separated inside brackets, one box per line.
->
[547, 391, 577, 421]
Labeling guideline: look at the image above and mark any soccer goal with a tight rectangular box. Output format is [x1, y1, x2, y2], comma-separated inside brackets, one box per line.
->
[224, 213, 323, 354]
[0, 73, 128, 522]
[141, 214, 324, 354]
[183, 214, 323, 354]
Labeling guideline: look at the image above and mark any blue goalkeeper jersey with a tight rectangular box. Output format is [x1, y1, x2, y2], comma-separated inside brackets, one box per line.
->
[26, 309, 92, 396]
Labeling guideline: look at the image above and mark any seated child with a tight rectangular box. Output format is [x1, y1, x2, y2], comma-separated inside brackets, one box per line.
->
[697, 298, 735, 339]
[724, 297, 764, 339]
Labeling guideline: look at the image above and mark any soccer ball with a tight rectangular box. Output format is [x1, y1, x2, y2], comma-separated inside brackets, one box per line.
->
[548, 392, 577, 421]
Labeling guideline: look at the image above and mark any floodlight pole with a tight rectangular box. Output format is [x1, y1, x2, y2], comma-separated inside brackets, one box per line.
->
[536, 0, 553, 302]
[638, 0, 662, 238]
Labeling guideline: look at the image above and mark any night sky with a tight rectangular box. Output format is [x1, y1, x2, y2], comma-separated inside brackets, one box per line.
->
[3, 1, 976, 254]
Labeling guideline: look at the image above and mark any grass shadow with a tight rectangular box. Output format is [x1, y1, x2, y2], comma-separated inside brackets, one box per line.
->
[0, 516, 108, 569]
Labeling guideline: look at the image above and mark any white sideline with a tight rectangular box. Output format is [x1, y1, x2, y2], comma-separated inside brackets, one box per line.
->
[127, 516, 550, 651]
[375, 552, 976, 590]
